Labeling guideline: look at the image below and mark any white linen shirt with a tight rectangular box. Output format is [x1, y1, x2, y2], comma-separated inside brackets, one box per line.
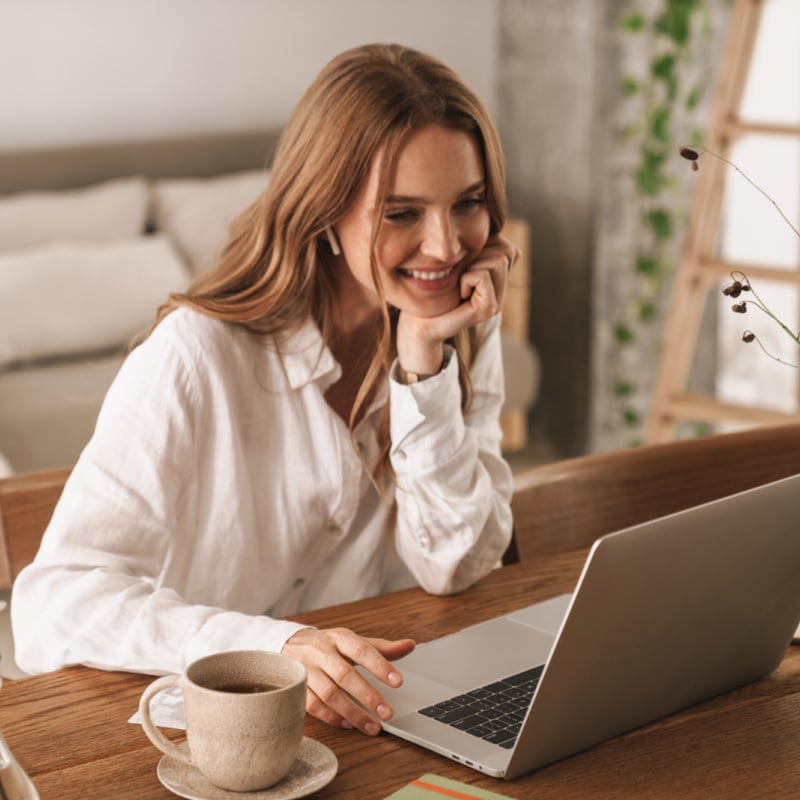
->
[12, 307, 513, 676]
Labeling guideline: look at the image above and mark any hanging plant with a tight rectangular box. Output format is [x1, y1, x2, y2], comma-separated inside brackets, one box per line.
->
[610, 0, 715, 445]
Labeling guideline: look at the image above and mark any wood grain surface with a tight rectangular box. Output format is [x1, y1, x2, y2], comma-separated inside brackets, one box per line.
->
[3, 556, 800, 799]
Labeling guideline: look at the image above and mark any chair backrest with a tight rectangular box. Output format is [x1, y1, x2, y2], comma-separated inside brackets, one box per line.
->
[0, 467, 71, 590]
[505, 423, 800, 565]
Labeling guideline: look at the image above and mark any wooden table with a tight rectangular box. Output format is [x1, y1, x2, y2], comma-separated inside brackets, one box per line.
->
[3, 551, 800, 799]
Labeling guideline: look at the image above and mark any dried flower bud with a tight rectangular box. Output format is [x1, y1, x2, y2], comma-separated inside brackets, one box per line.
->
[731, 302, 747, 313]
[742, 331, 755, 343]
[722, 280, 743, 298]
[680, 147, 699, 161]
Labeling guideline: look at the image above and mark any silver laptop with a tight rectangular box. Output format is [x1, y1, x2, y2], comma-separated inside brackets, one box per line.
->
[361, 473, 800, 779]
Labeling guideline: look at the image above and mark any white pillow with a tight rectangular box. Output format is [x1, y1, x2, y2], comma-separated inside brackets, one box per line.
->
[0, 236, 190, 368]
[151, 170, 268, 276]
[0, 176, 149, 252]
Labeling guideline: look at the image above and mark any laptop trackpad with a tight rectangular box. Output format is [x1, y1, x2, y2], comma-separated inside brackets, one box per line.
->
[397, 617, 556, 692]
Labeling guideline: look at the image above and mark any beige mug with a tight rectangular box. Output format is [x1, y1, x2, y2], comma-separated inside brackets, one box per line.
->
[139, 650, 307, 792]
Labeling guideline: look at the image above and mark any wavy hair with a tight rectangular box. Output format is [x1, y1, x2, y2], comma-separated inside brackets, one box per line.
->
[153, 43, 507, 483]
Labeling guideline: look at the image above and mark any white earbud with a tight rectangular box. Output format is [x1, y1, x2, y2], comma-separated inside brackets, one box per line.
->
[324, 225, 341, 256]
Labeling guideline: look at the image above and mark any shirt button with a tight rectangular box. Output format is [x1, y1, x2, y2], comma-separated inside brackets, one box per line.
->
[394, 449, 407, 462]
[419, 534, 430, 550]
[293, 578, 305, 589]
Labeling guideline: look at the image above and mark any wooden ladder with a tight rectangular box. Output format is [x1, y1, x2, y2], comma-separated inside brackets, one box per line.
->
[646, 0, 800, 441]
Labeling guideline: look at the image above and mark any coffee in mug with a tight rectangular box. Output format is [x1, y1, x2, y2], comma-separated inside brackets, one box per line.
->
[138, 650, 307, 792]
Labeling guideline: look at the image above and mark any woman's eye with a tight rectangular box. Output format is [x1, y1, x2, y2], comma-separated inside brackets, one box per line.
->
[384, 209, 419, 224]
[455, 196, 486, 212]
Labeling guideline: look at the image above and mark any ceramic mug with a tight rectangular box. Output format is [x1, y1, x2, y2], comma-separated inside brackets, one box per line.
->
[138, 650, 307, 792]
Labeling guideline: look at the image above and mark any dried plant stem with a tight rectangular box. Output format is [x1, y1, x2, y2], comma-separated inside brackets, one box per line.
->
[694, 146, 800, 240]
[732, 271, 800, 346]
[745, 332, 800, 368]
[695, 146, 800, 238]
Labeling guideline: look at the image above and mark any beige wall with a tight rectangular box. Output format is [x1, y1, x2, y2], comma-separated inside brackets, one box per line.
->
[0, 0, 496, 150]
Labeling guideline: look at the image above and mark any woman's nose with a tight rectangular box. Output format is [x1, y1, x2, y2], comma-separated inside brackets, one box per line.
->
[419, 213, 460, 262]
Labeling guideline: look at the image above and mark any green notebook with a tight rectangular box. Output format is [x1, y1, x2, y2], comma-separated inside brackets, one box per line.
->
[384, 774, 518, 800]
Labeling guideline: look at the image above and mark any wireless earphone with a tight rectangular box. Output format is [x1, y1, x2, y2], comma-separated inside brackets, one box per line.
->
[324, 226, 341, 256]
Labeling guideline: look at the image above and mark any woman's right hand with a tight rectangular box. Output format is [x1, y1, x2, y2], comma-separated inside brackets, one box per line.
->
[281, 627, 416, 735]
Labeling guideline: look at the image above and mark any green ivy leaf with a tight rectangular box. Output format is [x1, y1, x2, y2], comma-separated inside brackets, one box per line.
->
[621, 77, 640, 95]
[614, 324, 635, 345]
[636, 256, 659, 276]
[651, 53, 677, 99]
[685, 84, 702, 110]
[641, 148, 666, 171]
[654, 0, 700, 47]
[620, 12, 646, 32]
[646, 209, 673, 239]
[614, 381, 635, 397]
[622, 408, 641, 427]
[637, 300, 657, 321]
[636, 166, 668, 195]
[649, 107, 671, 143]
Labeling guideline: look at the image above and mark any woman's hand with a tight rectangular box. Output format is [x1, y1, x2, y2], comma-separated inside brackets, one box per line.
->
[281, 627, 416, 735]
[396, 234, 519, 376]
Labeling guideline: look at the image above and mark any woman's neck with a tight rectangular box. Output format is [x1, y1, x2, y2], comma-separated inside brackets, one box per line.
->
[325, 299, 383, 426]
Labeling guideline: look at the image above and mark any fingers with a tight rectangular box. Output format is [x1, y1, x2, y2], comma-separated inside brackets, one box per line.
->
[282, 628, 415, 736]
[465, 234, 518, 312]
[394, 233, 518, 354]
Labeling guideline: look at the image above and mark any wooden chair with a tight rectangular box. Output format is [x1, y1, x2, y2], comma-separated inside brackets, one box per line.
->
[505, 423, 800, 565]
[0, 467, 71, 592]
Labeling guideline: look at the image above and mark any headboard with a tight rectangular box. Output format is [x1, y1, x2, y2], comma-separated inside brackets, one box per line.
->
[0, 128, 283, 194]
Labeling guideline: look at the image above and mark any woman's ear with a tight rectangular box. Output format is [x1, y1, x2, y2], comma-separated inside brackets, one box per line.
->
[324, 225, 341, 256]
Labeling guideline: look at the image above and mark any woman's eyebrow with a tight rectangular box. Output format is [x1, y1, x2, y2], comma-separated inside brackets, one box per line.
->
[384, 180, 486, 204]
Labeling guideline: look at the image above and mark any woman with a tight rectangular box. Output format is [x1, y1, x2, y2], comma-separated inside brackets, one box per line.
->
[12, 43, 517, 737]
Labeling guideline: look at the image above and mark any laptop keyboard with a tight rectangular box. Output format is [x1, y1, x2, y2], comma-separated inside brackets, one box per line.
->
[417, 665, 544, 749]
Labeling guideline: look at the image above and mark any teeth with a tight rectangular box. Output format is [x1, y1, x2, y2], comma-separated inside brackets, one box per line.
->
[405, 267, 454, 281]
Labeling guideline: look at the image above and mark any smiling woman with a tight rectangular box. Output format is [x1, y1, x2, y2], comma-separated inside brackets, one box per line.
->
[12, 44, 516, 740]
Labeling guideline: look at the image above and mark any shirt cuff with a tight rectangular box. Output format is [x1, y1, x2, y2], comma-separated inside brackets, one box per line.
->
[389, 345, 466, 473]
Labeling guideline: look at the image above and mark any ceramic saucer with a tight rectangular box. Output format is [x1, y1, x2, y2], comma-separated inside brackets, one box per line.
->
[157, 736, 338, 800]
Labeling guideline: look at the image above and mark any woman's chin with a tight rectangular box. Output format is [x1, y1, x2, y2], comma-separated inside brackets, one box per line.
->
[392, 290, 462, 320]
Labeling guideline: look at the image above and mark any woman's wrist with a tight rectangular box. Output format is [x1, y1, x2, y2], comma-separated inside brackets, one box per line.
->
[396, 344, 445, 385]
[397, 364, 441, 385]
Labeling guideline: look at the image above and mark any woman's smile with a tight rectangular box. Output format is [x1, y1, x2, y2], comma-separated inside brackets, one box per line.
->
[333, 124, 490, 322]
[397, 263, 462, 290]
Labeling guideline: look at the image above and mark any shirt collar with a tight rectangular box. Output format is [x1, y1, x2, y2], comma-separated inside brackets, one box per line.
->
[277, 319, 341, 390]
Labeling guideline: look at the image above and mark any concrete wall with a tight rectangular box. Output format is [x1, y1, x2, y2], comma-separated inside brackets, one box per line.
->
[496, 0, 601, 456]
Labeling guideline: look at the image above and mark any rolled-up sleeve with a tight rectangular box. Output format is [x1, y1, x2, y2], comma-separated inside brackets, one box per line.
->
[389, 316, 513, 595]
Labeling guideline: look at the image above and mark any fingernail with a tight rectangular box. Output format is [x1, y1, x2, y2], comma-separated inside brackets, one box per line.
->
[376, 704, 392, 720]
[341, 720, 354, 729]
[365, 721, 381, 736]
[388, 671, 402, 687]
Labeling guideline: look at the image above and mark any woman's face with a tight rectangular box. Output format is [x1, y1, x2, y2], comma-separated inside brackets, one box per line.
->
[334, 124, 491, 320]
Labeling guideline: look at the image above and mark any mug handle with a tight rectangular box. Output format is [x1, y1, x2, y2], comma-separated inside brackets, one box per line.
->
[138, 675, 193, 766]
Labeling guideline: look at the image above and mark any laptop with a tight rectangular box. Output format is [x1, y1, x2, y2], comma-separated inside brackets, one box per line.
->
[360, 473, 800, 779]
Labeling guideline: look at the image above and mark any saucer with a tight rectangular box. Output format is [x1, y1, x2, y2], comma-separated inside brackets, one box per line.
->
[157, 737, 338, 800]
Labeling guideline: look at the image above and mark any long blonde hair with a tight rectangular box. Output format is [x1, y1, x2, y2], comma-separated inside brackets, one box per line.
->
[155, 43, 507, 481]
